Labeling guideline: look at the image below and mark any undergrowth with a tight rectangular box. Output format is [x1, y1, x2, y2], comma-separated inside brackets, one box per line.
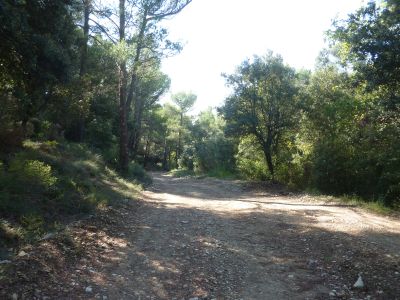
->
[169, 168, 196, 178]
[169, 167, 238, 180]
[169, 168, 398, 215]
[306, 189, 398, 215]
[0, 140, 145, 257]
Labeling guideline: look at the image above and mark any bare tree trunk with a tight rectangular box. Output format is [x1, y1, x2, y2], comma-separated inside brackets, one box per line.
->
[143, 137, 150, 168]
[162, 137, 168, 170]
[126, 15, 147, 159]
[255, 128, 275, 180]
[177, 111, 183, 161]
[263, 147, 274, 179]
[128, 96, 144, 159]
[119, 65, 129, 173]
[79, 0, 90, 77]
[175, 144, 179, 167]
[78, 0, 91, 142]
[118, 0, 129, 174]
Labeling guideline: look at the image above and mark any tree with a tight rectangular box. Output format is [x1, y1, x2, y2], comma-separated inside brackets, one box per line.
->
[327, 0, 400, 205]
[220, 52, 298, 178]
[171, 92, 197, 162]
[128, 64, 170, 159]
[0, 0, 79, 132]
[123, 0, 192, 173]
[303, 65, 362, 194]
[329, 0, 400, 110]
[191, 108, 236, 173]
[93, 0, 192, 173]
[161, 103, 181, 169]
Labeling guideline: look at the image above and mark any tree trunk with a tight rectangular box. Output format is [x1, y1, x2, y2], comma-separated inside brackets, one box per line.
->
[118, 0, 129, 174]
[77, 0, 90, 142]
[264, 148, 274, 179]
[162, 137, 168, 170]
[175, 145, 180, 167]
[126, 15, 147, 159]
[119, 66, 129, 174]
[129, 96, 144, 159]
[168, 149, 172, 169]
[143, 137, 150, 168]
[79, 0, 90, 77]
[177, 112, 183, 160]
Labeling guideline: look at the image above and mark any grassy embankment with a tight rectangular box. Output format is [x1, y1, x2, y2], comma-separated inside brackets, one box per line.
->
[0, 140, 149, 259]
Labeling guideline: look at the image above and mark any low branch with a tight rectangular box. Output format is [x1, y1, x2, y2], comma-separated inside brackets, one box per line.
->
[147, 0, 192, 21]
[89, 18, 117, 44]
[93, 10, 120, 31]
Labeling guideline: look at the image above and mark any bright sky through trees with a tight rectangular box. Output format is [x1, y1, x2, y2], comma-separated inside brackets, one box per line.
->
[161, 0, 364, 113]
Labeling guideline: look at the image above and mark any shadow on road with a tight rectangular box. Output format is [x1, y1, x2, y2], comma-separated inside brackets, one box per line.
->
[1, 172, 400, 299]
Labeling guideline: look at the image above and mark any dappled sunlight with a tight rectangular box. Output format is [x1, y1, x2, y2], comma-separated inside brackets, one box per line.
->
[130, 173, 400, 298]
[149, 259, 181, 274]
[3, 172, 399, 299]
[146, 173, 400, 245]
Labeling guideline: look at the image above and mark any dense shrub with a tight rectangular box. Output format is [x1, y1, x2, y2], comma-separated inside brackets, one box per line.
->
[9, 158, 57, 189]
[235, 136, 269, 180]
[0, 141, 144, 244]
[178, 145, 195, 170]
[128, 161, 152, 185]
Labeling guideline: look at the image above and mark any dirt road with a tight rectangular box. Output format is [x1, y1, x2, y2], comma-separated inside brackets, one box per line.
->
[104, 173, 400, 299]
[2, 173, 400, 299]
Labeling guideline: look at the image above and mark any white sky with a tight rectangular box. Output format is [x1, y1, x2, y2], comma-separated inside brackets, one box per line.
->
[160, 0, 364, 113]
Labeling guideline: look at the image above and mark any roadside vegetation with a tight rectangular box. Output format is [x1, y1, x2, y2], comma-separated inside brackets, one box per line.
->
[166, 1, 400, 211]
[0, 140, 145, 258]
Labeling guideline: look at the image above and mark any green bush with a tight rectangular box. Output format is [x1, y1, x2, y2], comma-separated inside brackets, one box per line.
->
[235, 136, 269, 180]
[0, 156, 59, 216]
[86, 118, 117, 150]
[206, 167, 236, 179]
[194, 137, 236, 173]
[178, 145, 195, 170]
[9, 158, 57, 189]
[128, 161, 152, 185]
[20, 214, 45, 239]
[102, 144, 118, 167]
[169, 168, 195, 178]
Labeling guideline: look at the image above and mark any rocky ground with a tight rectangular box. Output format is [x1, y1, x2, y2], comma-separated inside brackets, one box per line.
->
[1, 172, 400, 299]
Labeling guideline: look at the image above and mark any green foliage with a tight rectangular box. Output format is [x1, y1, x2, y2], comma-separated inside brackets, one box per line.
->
[0, 141, 144, 246]
[220, 51, 299, 177]
[329, 0, 400, 97]
[0, 94, 23, 151]
[9, 158, 57, 189]
[206, 168, 237, 180]
[178, 145, 195, 170]
[274, 138, 312, 189]
[172, 92, 197, 114]
[86, 118, 116, 150]
[128, 162, 152, 185]
[0, 0, 80, 125]
[0, 0, 398, 235]
[169, 168, 196, 178]
[20, 214, 45, 240]
[235, 136, 269, 180]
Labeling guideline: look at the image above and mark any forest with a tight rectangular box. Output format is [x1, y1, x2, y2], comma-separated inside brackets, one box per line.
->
[1, 0, 400, 298]
[0, 0, 399, 253]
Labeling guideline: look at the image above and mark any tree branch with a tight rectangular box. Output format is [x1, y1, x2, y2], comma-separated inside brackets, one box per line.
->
[89, 18, 117, 44]
[147, 0, 192, 21]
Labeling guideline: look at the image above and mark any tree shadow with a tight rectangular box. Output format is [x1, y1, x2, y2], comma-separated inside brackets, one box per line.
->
[1, 173, 400, 299]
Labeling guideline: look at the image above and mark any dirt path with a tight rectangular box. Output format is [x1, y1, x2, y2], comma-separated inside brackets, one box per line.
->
[105, 173, 400, 299]
[2, 173, 400, 299]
